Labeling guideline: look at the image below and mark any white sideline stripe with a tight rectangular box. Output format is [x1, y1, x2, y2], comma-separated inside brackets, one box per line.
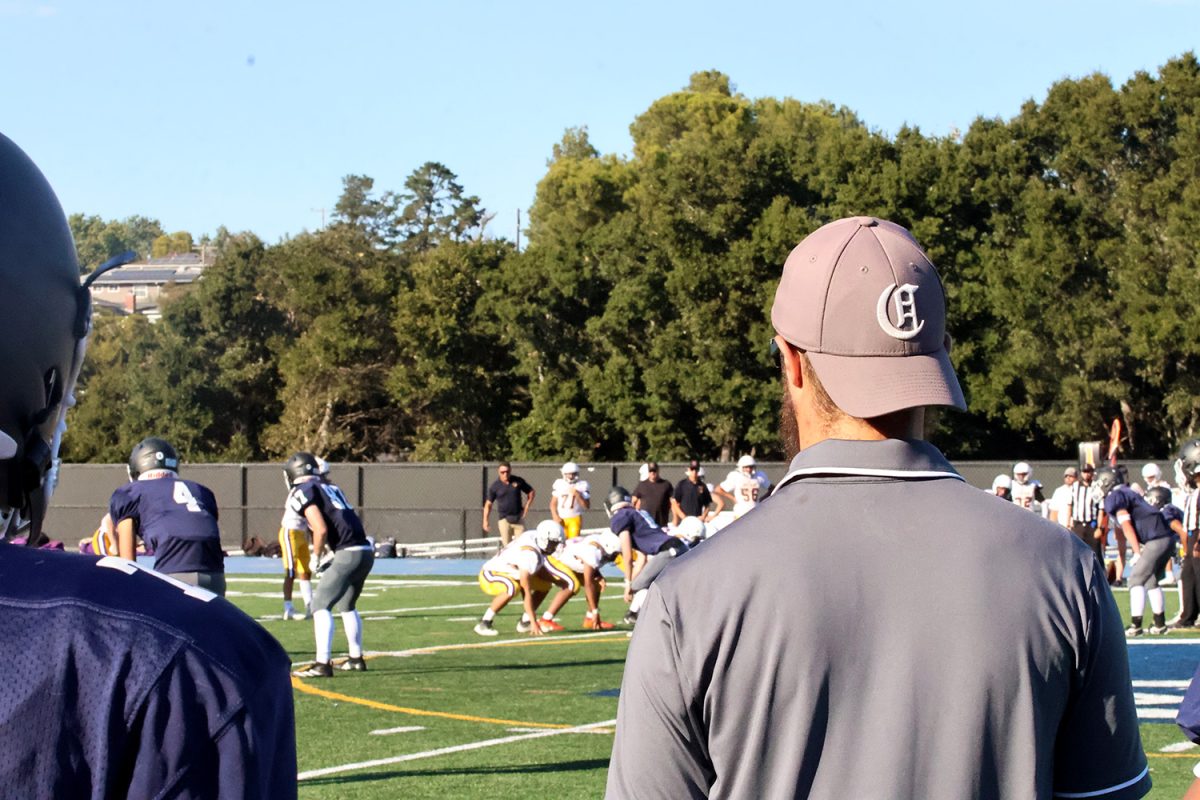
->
[1137, 708, 1179, 719]
[370, 726, 426, 736]
[1133, 679, 1191, 688]
[1126, 639, 1200, 645]
[1161, 741, 1198, 753]
[298, 718, 617, 780]
[507, 726, 612, 735]
[1134, 692, 1185, 705]
[224, 577, 475, 587]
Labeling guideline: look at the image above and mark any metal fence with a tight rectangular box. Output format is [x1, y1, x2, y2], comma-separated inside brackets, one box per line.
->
[45, 459, 1089, 551]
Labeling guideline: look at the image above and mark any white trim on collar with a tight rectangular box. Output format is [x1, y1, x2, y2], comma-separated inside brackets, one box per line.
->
[772, 466, 964, 496]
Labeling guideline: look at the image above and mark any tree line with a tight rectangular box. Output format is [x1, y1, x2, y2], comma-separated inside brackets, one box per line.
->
[63, 55, 1200, 464]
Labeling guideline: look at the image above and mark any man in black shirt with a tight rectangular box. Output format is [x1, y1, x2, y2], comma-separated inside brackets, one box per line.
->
[672, 459, 722, 524]
[483, 461, 536, 546]
[633, 462, 674, 526]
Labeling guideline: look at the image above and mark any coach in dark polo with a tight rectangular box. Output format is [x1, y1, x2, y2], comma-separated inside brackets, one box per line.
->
[670, 459, 720, 524]
[482, 462, 535, 547]
[607, 217, 1149, 799]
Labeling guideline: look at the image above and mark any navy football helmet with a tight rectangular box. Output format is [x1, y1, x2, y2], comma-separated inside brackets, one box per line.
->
[1145, 486, 1172, 509]
[1092, 466, 1124, 498]
[284, 452, 321, 487]
[604, 486, 632, 517]
[0, 134, 128, 540]
[1176, 439, 1200, 486]
[127, 437, 180, 480]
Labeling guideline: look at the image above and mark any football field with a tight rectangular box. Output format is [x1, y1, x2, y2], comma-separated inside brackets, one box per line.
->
[225, 571, 1200, 798]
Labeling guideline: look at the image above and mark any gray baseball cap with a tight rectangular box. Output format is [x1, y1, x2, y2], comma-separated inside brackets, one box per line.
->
[771, 216, 966, 418]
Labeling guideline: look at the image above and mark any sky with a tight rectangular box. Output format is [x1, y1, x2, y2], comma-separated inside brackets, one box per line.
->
[2, 0, 1198, 250]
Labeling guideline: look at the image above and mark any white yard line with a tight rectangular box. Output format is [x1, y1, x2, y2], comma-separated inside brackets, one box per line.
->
[370, 726, 426, 736]
[298, 718, 617, 780]
[1133, 680, 1192, 688]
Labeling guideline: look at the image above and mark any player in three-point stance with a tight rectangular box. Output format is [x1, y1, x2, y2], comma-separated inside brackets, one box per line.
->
[288, 452, 375, 677]
[474, 520, 577, 636]
[550, 530, 623, 630]
[109, 437, 227, 596]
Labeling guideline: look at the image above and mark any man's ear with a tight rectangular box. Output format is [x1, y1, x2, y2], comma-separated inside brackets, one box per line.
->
[775, 336, 803, 389]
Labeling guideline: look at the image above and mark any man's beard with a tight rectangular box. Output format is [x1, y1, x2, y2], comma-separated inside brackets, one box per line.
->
[779, 385, 800, 461]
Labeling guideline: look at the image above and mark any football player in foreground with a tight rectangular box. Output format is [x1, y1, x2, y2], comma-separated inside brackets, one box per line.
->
[1095, 466, 1179, 636]
[110, 437, 227, 595]
[288, 452, 375, 677]
[0, 132, 296, 797]
[474, 520, 575, 636]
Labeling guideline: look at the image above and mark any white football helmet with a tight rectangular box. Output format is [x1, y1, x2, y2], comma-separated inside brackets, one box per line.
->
[1142, 463, 1161, 482]
[316, 457, 331, 479]
[1012, 462, 1032, 482]
[561, 461, 579, 480]
[594, 531, 621, 557]
[534, 520, 565, 552]
[991, 474, 1012, 492]
[737, 455, 756, 468]
[676, 516, 707, 544]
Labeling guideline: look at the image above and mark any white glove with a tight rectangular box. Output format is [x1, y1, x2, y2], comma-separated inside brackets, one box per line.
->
[1129, 552, 1141, 569]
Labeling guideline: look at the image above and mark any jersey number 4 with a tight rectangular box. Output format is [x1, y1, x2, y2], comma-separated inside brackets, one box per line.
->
[173, 481, 202, 513]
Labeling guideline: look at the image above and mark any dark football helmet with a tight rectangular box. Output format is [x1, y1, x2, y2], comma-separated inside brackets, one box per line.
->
[0, 134, 129, 541]
[127, 437, 180, 480]
[1145, 485, 1172, 509]
[1093, 466, 1124, 498]
[604, 485, 632, 517]
[1176, 439, 1200, 485]
[284, 452, 321, 487]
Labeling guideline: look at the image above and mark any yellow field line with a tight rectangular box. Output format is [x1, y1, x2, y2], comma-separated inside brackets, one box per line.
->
[1147, 752, 1199, 759]
[291, 678, 572, 729]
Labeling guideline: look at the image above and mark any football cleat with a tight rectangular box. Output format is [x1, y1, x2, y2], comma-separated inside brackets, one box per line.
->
[515, 619, 533, 633]
[1124, 624, 1143, 638]
[293, 661, 333, 678]
[622, 611, 638, 625]
[339, 656, 368, 671]
[1148, 624, 1170, 636]
[539, 619, 564, 633]
[583, 616, 614, 630]
[474, 621, 498, 637]
[282, 607, 296, 620]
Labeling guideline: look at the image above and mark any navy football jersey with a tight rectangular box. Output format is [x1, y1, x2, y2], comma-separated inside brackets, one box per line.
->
[289, 479, 368, 550]
[610, 506, 674, 555]
[109, 477, 224, 574]
[0, 545, 296, 799]
[1104, 485, 1176, 543]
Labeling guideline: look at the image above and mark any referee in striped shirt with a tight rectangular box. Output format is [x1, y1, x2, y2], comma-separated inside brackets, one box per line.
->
[1070, 464, 1104, 564]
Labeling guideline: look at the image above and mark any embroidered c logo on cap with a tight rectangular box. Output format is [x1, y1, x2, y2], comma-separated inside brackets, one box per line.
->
[875, 283, 925, 341]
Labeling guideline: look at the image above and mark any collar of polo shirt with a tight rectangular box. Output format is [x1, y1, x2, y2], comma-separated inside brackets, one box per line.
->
[771, 438, 963, 496]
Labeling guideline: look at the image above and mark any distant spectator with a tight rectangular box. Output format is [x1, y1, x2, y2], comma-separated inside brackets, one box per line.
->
[1049, 467, 1077, 527]
[1010, 461, 1045, 513]
[672, 459, 722, 524]
[633, 462, 674, 526]
[550, 461, 590, 539]
[483, 461, 536, 547]
[989, 474, 1012, 500]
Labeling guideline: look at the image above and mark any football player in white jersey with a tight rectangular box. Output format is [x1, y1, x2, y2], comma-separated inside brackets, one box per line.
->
[279, 476, 314, 621]
[552, 531, 622, 629]
[715, 455, 771, 518]
[550, 461, 591, 538]
[474, 521, 577, 636]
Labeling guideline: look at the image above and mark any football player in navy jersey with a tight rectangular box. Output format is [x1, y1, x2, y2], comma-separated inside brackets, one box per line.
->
[605, 486, 689, 624]
[110, 437, 227, 595]
[1095, 466, 1180, 636]
[286, 452, 376, 677]
[0, 132, 296, 797]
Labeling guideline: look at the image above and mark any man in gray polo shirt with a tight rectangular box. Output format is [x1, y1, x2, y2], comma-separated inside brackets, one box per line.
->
[606, 217, 1149, 799]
